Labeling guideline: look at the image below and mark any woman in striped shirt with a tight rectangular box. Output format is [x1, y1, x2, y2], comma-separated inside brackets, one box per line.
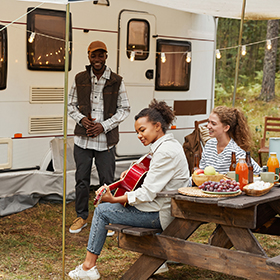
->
[199, 106, 261, 175]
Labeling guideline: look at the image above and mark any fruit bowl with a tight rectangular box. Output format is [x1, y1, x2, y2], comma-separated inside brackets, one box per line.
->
[192, 174, 224, 186]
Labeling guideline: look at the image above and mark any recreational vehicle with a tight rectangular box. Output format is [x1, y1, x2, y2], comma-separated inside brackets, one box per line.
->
[0, 0, 216, 215]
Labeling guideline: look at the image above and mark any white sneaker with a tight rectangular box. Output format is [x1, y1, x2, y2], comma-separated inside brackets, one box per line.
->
[68, 264, 100, 279]
[107, 230, 115, 237]
[154, 262, 169, 275]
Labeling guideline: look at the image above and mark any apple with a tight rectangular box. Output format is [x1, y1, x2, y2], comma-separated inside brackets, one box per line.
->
[204, 166, 216, 175]
[193, 169, 204, 175]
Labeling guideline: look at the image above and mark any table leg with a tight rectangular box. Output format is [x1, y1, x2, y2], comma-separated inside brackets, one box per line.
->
[209, 224, 233, 249]
[221, 225, 267, 256]
[269, 200, 280, 215]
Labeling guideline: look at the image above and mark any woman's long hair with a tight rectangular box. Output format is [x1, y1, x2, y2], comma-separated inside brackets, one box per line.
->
[212, 106, 252, 151]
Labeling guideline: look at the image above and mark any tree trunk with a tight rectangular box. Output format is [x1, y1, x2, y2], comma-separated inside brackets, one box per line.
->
[260, 20, 279, 101]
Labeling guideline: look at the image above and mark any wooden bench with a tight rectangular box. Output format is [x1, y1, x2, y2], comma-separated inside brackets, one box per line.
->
[105, 224, 162, 236]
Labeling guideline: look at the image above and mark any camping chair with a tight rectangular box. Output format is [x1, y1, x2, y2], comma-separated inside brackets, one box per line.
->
[195, 119, 209, 130]
[195, 119, 209, 155]
[258, 116, 280, 166]
[183, 119, 209, 172]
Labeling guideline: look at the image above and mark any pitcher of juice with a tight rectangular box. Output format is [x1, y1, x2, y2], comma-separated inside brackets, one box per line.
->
[236, 158, 248, 190]
[267, 152, 279, 174]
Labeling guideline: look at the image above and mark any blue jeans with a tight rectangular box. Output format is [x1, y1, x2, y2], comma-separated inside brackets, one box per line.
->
[87, 203, 161, 255]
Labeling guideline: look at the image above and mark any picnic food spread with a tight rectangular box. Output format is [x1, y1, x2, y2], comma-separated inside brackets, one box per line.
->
[198, 178, 240, 193]
[192, 165, 226, 187]
[188, 165, 277, 198]
[243, 181, 274, 196]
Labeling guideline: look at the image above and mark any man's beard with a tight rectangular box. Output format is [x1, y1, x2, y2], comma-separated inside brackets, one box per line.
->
[91, 63, 105, 72]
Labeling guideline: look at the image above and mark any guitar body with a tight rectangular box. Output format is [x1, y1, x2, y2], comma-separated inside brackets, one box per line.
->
[94, 154, 151, 207]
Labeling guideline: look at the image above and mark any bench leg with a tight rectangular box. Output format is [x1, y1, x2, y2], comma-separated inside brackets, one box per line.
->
[120, 254, 165, 280]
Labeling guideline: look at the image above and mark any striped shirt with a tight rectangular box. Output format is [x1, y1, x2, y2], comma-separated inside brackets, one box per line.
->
[199, 138, 261, 175]
[68, 66, 130, 151]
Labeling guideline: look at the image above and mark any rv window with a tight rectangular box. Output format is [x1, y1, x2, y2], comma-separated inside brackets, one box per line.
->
[27, 8, 72, 71]
[127, 19, 149, 60]
[156, 39, 191, 91]
[0, 25, 7, 90]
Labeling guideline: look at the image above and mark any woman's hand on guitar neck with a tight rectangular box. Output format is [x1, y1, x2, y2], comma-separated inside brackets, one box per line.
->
[98, 185, 114, 203]
[95, 184, 128, 205]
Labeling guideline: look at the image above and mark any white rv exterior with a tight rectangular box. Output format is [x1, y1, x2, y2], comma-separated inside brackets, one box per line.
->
[0, 0, 216, 173]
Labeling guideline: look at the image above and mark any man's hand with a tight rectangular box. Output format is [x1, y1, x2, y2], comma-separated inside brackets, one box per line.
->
[87, 122, 104, 137]
[81, 116, 95, 129]
[81, 117, 104, 137]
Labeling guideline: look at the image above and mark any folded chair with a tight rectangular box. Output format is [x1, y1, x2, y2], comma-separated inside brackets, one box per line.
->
[258, 116, 280, 167]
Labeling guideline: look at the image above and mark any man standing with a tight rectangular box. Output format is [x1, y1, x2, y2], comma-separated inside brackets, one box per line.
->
[68, 41, 130, 233]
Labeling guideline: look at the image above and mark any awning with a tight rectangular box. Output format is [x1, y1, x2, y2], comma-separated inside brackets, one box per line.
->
[136, 0, 280, 20]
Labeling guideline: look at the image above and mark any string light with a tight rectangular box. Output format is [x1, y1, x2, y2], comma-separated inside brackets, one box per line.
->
[5, 12, 280, 67]
[130, 51, 135, 62]
[266, 39, 272, 50]
[186, 52, 191, 63]
[161, 53, 166, 63]
[241, 45, 247, 56]
[28, 32, 36, 43]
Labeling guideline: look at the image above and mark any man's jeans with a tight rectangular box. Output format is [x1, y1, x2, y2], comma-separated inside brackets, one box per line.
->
[87, 202, 161, 255]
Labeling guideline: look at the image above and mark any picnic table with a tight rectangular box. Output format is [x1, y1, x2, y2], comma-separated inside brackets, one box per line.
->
[107, 186, 280, 280]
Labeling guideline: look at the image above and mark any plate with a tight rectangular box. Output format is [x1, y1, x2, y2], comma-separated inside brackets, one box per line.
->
[202, 190, 240, 195]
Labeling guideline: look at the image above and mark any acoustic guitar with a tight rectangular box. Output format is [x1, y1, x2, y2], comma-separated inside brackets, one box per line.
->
[94, 154, 152, 207]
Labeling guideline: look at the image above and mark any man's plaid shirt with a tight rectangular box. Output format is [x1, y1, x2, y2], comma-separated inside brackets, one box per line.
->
[68, 66, 130, 151]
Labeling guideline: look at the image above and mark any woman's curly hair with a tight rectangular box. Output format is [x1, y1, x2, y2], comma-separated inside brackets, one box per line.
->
[212, 106, 252, 151]
[135, 99, 176, 133]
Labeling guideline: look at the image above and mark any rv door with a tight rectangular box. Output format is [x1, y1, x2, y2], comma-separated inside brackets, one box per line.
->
[117, 11, 156, 156]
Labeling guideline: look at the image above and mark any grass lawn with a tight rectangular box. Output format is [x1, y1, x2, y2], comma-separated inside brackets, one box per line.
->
[1, 190, 280, 279]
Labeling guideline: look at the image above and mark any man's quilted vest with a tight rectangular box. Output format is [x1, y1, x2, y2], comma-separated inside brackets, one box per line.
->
[74, 65, 122, 147]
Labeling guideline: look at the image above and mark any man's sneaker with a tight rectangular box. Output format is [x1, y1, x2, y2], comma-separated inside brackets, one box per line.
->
[154, 262, 169, 275]
[69, 217, 87, 233]
[68, 264, 100, 280]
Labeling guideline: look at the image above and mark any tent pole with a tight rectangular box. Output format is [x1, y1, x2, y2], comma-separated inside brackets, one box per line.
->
[232, 0, 246, 107]
[62, 3, 70, 279]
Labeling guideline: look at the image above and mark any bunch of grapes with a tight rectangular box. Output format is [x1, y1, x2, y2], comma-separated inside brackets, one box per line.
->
[198, 179, 240, 192]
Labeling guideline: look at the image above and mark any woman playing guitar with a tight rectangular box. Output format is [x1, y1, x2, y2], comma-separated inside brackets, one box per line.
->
[69, 99, 190, 280]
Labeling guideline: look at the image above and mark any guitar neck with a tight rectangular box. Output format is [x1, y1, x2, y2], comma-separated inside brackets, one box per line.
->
[108, 180, 122, 191]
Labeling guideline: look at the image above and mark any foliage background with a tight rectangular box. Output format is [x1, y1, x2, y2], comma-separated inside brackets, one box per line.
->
[215, 18, 280, 163]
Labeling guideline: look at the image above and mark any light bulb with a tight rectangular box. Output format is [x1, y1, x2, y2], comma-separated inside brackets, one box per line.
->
[130, 51, 135, 62]
[186, 52, 191, 63]
[241, 45, 247, 56]
[28, 32, 36, 43]
[161, 53, 166, 63]
[216, 49, 221, 59]
[267, 39, 272, 50]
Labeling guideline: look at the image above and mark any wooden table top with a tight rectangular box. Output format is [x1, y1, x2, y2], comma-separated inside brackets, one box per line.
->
[158, 185, 280, 209]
